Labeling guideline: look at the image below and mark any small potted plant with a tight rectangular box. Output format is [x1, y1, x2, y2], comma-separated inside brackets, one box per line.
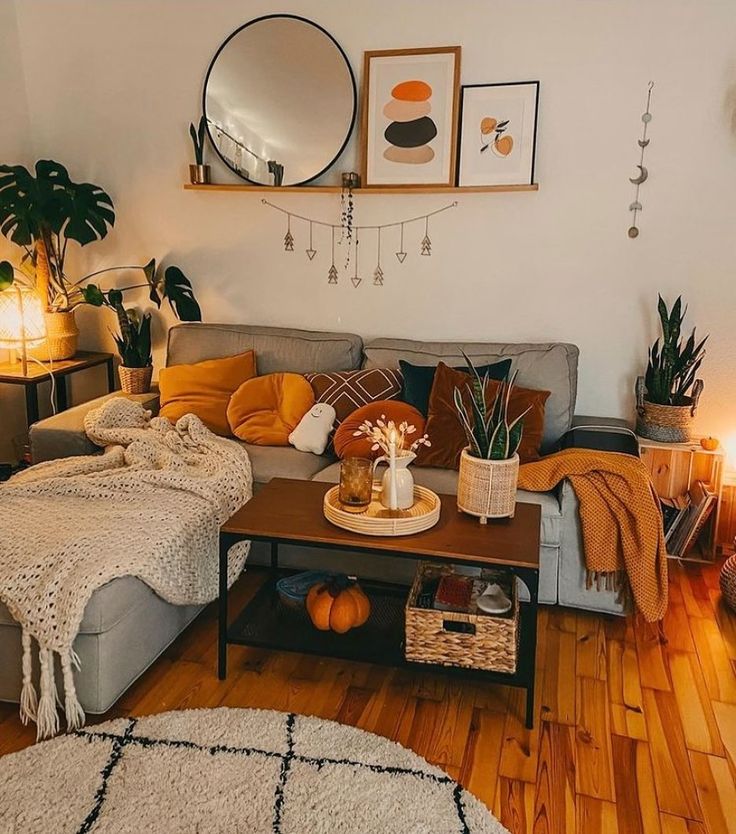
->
[453, 355, 529, 522]
[636, 295, 707, 442]
[110, 294, 153, 394]
[189, 115, 210, 184]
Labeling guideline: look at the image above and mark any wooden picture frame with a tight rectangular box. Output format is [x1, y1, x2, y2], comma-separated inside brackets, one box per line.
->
[360, 46, 461, 188]
[457, 81, 539, 187]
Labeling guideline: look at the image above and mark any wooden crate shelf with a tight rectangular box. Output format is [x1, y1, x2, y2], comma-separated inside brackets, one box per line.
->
[183, 183, 539, 195]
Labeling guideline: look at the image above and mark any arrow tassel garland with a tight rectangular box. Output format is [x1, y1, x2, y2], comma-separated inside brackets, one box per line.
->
[262, 198, 456, 287]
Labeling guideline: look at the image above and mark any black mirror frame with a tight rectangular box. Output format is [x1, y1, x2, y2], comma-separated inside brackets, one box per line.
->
[202, 14, 358, 187]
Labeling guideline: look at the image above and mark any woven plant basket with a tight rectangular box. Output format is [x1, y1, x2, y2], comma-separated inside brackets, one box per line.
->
[119, 365, 153, 394]
[457, 449, 519, 523]
[405, 563, 519, 674]
[635, 375, 702, 443]
[29, 311, 79, 361]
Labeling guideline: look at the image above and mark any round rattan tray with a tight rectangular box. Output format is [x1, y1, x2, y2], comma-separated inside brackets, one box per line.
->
[323, 485, 441, 537]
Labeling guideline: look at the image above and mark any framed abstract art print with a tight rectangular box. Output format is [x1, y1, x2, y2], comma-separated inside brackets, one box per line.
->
[457, 81, 539, 187]
[360, 46, 461, 187]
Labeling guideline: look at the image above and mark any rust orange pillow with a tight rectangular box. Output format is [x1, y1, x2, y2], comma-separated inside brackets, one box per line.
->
[227, 373, 315, 445]
[415, 362, 550, 469]
[159, 350, 256, 436]
[334, 400, 426, 460]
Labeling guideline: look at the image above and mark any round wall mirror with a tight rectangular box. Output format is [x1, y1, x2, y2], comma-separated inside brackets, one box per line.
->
[203, 15, 357, 186]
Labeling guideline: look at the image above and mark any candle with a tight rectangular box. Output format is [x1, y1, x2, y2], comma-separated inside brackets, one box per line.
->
[388, 427, 398, 510]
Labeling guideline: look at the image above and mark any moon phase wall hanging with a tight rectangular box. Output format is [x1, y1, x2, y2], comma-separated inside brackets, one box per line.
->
[628, 81, 654, 239]
[261, 199, 458, 287]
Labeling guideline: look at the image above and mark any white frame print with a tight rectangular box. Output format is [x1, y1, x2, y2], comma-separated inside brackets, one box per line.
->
[457, 81, 539, 187]
[360, 47, 461, 188]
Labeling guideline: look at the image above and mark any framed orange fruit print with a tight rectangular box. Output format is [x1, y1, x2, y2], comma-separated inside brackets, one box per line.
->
[457, 81, 539, 187]
[360, 47, 461, 187]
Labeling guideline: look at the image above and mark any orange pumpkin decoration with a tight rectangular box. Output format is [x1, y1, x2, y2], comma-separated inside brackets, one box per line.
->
[700, 437, 719, 451]
[306, 578, 371, 634]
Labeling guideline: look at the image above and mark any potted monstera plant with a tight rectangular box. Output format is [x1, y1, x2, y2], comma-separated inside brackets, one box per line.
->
[453, 354, 530, 522]
[0, 160, 200, 360]
[636, 295, 708, 442]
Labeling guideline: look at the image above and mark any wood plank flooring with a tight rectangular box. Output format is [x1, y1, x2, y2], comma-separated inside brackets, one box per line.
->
[1, 560, 736, 833]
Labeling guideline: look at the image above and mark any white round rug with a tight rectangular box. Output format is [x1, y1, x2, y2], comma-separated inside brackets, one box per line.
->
[0, 707, 508, 833]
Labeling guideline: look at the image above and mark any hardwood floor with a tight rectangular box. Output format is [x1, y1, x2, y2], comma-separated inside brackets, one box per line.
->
[2, 560, 735, 833]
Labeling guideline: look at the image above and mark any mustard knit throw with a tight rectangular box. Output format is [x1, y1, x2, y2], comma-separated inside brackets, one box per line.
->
[518, 449, 668, 622]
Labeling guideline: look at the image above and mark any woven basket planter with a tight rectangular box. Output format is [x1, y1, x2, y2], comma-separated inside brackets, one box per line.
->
[721, 554, 736, 612]
[457, 449, 519, 523]
[635, 374, 702, 443]
[29, 311, 79, 361]
[405, 563, 519, 674]
[119, 365, 153, 394]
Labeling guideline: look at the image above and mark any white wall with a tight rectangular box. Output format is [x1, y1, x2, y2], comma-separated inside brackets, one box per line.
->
[7, 0, 736, 453]
[0, 0, 33, 462]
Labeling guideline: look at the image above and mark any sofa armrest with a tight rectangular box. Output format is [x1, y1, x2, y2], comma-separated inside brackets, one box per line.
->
[560, 415, 639, 457]
[30, 391, 160, 463]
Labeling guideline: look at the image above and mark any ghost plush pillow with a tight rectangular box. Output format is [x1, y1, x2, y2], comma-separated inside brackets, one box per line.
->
[289, 403, 337, 455]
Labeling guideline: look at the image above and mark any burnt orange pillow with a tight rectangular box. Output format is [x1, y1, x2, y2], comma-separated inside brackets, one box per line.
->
[227, 372, 315, 445]
[334, 400, 426, 460]
[159, 351, 256, 436]
[415, 362, 550, 469]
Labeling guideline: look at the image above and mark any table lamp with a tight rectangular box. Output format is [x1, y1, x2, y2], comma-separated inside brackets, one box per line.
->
[0, 285, 47, 376]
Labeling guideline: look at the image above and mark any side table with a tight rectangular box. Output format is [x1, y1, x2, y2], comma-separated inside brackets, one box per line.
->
[0, 351, 115, 427]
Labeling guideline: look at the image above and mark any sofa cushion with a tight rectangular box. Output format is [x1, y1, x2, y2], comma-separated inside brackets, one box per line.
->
[167, 323, 363, 374]
[363, 338, 578, 452]
[228, 373, 314, 445]
[240, 443, 334, 485]
[0, 576, 161, 636]
[311, 462, 562, 547]
[305, 368, 402, 424]
[159, 351, 256, 435]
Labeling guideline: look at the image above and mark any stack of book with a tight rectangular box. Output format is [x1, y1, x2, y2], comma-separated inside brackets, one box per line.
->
[661, 480, 716, 559]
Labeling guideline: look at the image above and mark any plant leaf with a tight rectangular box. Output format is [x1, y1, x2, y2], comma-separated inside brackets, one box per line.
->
[0, 260, 14, 291]
[163, 265, 201, 321]
[80, 284, 105, 306]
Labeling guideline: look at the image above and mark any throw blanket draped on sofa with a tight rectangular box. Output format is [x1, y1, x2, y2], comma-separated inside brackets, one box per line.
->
[0, 399, 252, 738]
[518, 449, 668, 622]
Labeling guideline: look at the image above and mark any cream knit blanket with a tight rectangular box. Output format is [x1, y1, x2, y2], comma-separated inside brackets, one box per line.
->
[0, 398, 252, 739]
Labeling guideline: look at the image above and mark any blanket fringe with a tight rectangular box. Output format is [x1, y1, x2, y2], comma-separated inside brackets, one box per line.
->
[19, 629, 37, 725]
[37, 648, 59, 740]
[61, 649, 85, 731]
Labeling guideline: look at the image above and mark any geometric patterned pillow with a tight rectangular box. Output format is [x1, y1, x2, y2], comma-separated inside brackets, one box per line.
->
[304, 368, 402, 424]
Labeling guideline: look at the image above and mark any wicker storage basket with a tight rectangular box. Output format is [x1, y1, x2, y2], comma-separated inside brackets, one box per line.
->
[457, 449, 519, 522]
[29, 311, 79, 361]
[405, 563, 519, 674]
[119, 365, 153, 394]
[635, 375, 701, 443]
[720, 553, 736, 612]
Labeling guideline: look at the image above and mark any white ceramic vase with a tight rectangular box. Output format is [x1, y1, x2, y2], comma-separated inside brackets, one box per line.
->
[375, 451, 416, 511]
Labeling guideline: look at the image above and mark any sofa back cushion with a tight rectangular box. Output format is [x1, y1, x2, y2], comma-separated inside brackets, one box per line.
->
[363, 338, 578, 451]
[167, 324, 363, 374]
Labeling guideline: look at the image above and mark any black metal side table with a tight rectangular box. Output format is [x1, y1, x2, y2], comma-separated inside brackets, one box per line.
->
[0, 350, 115, 427]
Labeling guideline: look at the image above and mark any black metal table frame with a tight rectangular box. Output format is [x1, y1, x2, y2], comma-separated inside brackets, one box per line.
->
[1, 355, 115, 426]
[218, 531, 540, 729]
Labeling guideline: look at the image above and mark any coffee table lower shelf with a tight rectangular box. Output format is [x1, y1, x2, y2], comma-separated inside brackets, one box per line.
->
[222, 570, 537, 725]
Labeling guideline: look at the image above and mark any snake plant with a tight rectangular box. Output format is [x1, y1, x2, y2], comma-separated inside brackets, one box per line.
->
[453, 353, 530, 460]
[645, 295, 707, 405]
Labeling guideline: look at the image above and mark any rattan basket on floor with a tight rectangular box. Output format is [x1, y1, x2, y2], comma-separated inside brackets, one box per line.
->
[119, 365, 153, 394]
[721, 554, 736, 612]
[405, 563, 519, 674]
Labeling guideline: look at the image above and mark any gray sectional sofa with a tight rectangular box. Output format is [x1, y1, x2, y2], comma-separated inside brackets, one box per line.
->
[0, 323, 624, 714]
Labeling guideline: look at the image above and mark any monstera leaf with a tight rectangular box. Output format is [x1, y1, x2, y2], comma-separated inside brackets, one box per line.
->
[0, 260, 14, 291]
[0, 160, 114, 249]
[162, 265, 201, 321]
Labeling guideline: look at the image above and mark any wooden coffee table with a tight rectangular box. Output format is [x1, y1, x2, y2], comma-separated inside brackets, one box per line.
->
[219, 477, 541, 728]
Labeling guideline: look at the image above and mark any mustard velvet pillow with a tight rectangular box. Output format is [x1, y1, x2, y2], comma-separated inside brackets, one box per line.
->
[158, 351, 256, 436]
[227, 373, 315, 445]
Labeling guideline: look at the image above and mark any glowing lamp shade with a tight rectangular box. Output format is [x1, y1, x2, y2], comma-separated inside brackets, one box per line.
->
[0, 286, 46, 374]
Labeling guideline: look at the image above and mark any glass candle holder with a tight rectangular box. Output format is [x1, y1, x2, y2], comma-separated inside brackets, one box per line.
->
[339, 457, 373, 512]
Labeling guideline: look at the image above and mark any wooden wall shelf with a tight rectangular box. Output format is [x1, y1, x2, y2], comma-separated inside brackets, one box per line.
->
[183, 183, 539, 195]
